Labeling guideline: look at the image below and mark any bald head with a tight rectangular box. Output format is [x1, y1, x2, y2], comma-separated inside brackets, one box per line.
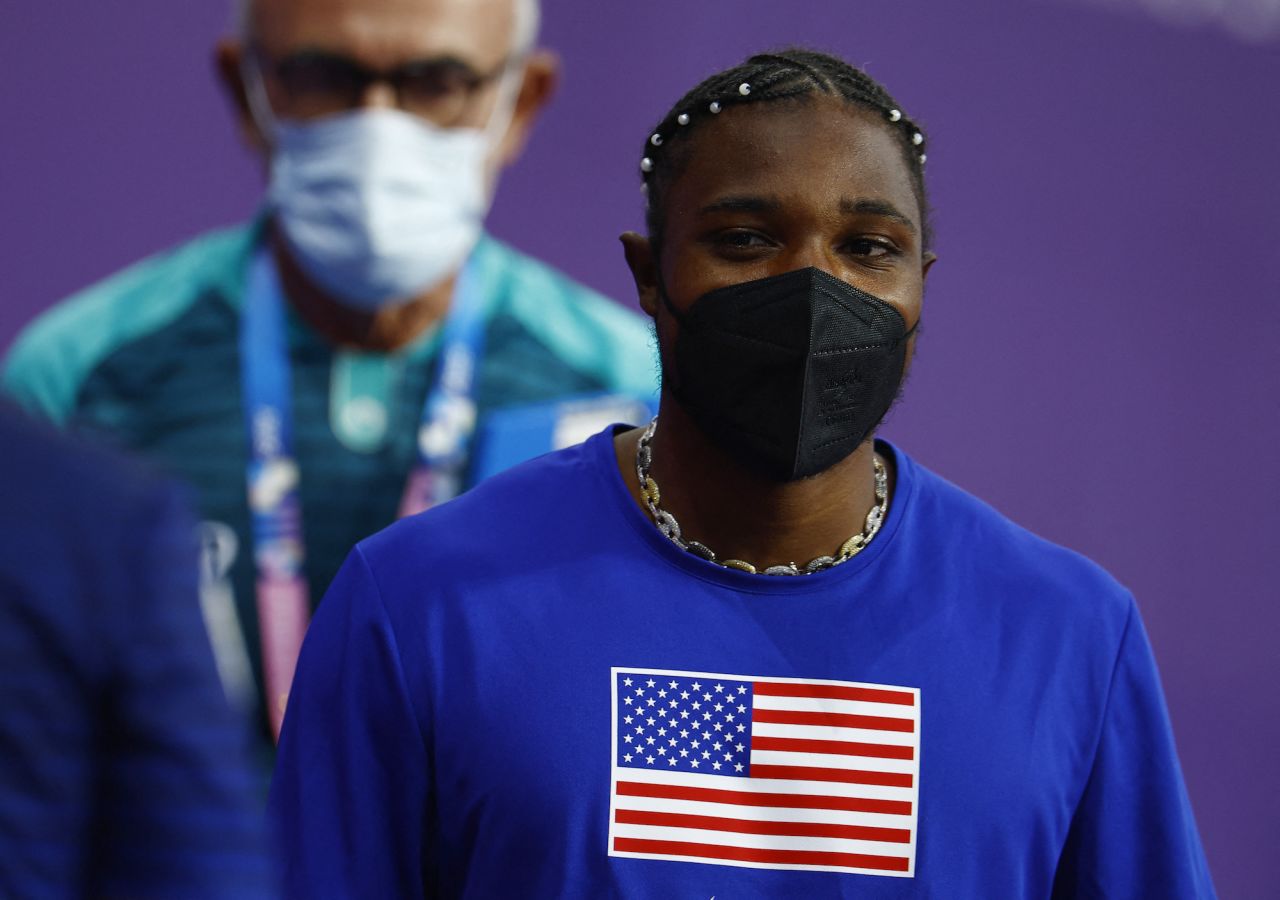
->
[234, 0, 539, 61]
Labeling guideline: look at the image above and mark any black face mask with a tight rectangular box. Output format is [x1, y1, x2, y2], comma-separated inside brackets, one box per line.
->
[660, 266, 915, 481]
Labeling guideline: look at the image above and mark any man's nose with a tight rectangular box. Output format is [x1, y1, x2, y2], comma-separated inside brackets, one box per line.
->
[358, 79, 399, 110]
[780, 240, 841, 279]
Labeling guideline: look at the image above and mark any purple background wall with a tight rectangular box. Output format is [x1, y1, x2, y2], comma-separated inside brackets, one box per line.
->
[3, 0, 1277, 891]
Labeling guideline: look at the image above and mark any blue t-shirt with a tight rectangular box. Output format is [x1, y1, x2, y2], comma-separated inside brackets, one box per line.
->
[270, 428, 1214, 898]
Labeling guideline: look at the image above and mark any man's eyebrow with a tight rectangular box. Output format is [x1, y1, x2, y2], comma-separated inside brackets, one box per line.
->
[840, 198, 918, 234]
[400, 54, 476, 71]
[281, 47, 477, 71]
[698, 196, 782, 215]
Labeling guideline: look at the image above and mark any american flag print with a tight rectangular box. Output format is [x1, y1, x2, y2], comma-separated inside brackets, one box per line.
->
[608, 667, 921, 878]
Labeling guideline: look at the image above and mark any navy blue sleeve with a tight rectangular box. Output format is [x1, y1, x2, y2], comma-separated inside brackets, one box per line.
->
[0, 420, 276, 899]
[94, 486, 278, 899]
[269, 547, 430, 898]
[1052, 602, 1216, 898]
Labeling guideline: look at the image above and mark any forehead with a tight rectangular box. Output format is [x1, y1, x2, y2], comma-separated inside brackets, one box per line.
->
[252, 0, 516, 65]
[662, 96, 920, 228]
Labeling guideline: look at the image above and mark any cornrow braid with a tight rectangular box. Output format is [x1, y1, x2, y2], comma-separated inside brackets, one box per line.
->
[640, 48, 931, 251]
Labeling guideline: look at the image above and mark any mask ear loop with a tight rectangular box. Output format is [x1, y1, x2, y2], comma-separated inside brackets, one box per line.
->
[646, 240, 688, 326]
[239, 49, 279, 144]
[655, 278, 688, 325]
[480, 56, 526, 147]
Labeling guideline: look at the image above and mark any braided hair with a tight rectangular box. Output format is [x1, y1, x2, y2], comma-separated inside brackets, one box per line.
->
[640, 48, 931, 252]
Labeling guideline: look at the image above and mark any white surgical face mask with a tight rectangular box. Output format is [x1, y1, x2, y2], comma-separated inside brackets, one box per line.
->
[246, 61, 520, 311]
[268, 109, 490, 310]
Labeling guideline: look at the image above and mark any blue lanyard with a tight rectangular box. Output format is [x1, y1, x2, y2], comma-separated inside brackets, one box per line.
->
[398, 257, 487, 516]
[239, 246, 485, 732]
[240, 249, 307, 586]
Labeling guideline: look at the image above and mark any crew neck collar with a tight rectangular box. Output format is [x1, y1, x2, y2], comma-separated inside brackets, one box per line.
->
[589, 426, 916, 595]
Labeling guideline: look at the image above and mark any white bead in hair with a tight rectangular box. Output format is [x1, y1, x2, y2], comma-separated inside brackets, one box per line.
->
[709, 101, 722, 113]
[919, 153, 927, 164]
[677, 113, 690, 125]
[888, 108, 902, 122]
[640, 157, 653, 173]
[912, 132, 924, 146]
[650, 133, 663, 146]
[738, 82, 751, 95]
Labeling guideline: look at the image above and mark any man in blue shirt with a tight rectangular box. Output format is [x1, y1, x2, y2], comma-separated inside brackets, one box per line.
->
[270, 49, 1213, 896]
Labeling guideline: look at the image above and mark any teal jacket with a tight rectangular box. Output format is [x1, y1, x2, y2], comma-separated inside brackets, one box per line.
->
[4, 220, 657, 739]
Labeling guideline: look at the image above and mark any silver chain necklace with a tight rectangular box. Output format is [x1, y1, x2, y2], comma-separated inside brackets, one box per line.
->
[634, 419, 889, 576]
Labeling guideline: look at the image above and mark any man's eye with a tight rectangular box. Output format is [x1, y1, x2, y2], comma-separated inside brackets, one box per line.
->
[846, 238, 898, 258]
[401, 62, 478, 100]
[277, 54, 366, 95]
[716, 230, 770, 249]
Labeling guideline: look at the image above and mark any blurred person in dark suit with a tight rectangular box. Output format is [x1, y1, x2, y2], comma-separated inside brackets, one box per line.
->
[0, 403, 276, 898]
[2, 0, 655, 749]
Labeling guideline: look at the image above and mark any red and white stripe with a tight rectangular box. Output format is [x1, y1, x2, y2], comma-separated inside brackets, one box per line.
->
[609, 668, 920, 877]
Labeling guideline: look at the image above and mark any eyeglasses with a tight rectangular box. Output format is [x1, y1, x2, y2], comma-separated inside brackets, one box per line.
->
[253, 48, 511, 126]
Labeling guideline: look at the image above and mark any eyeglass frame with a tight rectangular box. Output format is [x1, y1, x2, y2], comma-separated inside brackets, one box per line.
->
[245, 44, 519, 128]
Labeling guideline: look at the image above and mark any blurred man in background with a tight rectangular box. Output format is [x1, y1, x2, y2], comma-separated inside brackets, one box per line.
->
[0, 403, 275, 898]
[3, 0, 655, 748]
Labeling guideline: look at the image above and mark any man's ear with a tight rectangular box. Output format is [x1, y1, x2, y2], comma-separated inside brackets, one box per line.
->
[620, 232, 660, 318]
[215, 38, 268, 153]
[922, 250, 938, 283]
[493, 50, 559, 166]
